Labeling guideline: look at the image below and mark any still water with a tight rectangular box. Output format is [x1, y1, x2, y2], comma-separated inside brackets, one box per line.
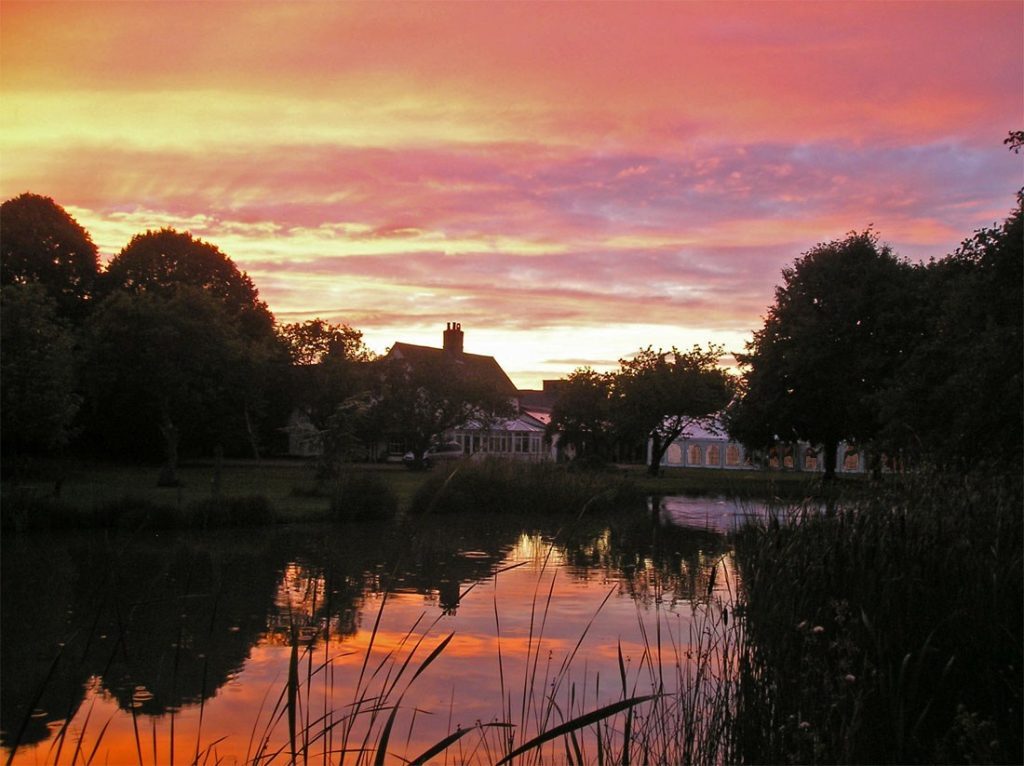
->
[2, 496, 758, 765]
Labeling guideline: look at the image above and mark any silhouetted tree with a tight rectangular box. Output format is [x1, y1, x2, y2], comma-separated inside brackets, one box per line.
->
[611, 345, 734, 476]
[731, 230, 914, 478]
[0, 193, 99, 322]
[0, 284, 81, 459]
[279, 319, 374, 366]
[879, 193, 1023, 470]
[104, 228, 274, 340]
[546, 367, 613, 459]
[102, 229, 289, 457]
[82, 288, 248, 484]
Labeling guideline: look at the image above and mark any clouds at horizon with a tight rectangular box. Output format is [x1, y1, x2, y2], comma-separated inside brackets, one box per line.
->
[2, 1, 1021, 386]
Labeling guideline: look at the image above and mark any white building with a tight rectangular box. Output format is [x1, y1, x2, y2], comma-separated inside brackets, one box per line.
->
[652, 416, 866, 473]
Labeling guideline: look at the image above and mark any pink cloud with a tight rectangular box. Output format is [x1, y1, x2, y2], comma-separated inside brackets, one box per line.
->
[3, 1, 1020, 386]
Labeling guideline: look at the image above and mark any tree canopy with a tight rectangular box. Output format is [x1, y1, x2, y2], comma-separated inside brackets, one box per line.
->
[1, 284, 81, 458]
[279, 319, 374, 366]
[82, 287, 250, 483]
[104, 228, 274, 341]
[546, 368, 612, 459]
[878, 194, 1023, 470]
[0, 193, 100, 321]
[611, 345, 735, 475]
[730, 229, 917, 476]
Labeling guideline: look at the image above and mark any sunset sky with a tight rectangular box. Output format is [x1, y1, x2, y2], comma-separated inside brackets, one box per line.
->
[2, 1, 1021, 388]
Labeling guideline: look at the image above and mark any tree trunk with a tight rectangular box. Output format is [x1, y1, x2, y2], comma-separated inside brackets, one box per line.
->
[244, 404, 262, 462]
[647, 431, 662, 476]
[823, 438, 838, 481]
[211, 443, 224, 497]
[158, 413, 181, 487]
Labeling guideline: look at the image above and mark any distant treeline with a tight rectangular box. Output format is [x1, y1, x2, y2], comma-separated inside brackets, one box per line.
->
[2, 184, 1021, 482]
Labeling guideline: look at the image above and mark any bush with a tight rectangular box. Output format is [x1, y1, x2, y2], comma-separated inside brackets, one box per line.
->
[408, 458, 638, 516]
[329, 470, 398, 521]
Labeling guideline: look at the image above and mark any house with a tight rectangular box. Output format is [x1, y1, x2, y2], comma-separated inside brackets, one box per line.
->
[381, 322, 557, 462]
[386, 322, 519, 403]
[652, 415, 866, 473]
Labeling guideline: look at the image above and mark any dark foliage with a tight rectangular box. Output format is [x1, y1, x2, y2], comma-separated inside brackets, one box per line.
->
[733, 472, 1022, 764]
[729, 230, 914, 477]
[408, 459, 638, 516]
[878, 194, 1023, 471]
[1, 284, 81, 457]
[0, 193, 100, 322]
[328, 470, 398, 521]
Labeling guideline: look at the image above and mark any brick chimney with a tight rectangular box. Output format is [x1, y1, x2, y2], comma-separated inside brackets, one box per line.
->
[443, 322, 464, 354]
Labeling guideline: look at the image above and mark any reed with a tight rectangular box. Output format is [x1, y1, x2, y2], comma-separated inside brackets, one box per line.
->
[407, 459, 639, 516]
[731, 470, 1023, 764]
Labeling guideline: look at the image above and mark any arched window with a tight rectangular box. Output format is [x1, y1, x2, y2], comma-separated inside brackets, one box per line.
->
[843, 449, 860, 471]
[803, 448, 818, 471]
[687, 444, 703, 466]
[667, 444, 683, 464]
[707, 444, 721, 466]
[726, 444, 742, 466]
[782, 446, 794, 469]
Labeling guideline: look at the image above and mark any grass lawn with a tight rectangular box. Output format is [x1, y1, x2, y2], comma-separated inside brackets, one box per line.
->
[621, 464, 862, 500]
[3, 458, 435, 524]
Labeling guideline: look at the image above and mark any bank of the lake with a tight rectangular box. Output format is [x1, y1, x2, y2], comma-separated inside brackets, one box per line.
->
[1, 458, 834, 532]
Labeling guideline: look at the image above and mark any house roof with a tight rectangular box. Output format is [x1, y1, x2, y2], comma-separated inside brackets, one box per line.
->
[457, 411, 548, 432]
[386, 342, 519, 398]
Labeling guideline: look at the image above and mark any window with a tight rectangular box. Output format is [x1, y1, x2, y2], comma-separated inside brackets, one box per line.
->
[803, 449, 818, 471]
[782, 446, 794, 469]
[687, 444, 703, 466]
[726, 445, 741, 466]
[843, 449, 860, 471]
[667, 444, 683, 464]
[707, 444, 721, 466]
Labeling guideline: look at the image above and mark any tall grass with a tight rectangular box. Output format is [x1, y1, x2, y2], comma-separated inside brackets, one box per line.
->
[731, 471, 1023, 764]
[408, 459, 639, 516]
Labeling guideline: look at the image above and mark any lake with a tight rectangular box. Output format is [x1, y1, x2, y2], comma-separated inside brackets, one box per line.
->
[2, 495, 760, 765]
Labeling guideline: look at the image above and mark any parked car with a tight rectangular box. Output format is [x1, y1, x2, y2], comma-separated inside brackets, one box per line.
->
[402, 441, 464, 469]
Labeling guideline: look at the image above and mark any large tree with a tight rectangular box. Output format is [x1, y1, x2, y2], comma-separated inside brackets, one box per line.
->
[103, 228, 289, 457]
[82, 287, 248, 485]
[611, 345, 734, 475]
[546, 368, 613, 460]
[104, 228, 274, 340]
[1, 193, 100, 322]
[1, 284, 81, 459]
[730, 230, 914, 478]
[879, 193, 1023, 470]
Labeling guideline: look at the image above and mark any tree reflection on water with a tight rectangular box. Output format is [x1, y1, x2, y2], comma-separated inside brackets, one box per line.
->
[2, 496, 734, 760]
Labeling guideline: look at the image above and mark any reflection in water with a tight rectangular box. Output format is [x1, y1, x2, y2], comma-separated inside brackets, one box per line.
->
[2, 496, 741, 764]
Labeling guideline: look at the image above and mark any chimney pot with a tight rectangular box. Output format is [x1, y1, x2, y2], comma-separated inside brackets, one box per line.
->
[443, 321, 464, 354]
